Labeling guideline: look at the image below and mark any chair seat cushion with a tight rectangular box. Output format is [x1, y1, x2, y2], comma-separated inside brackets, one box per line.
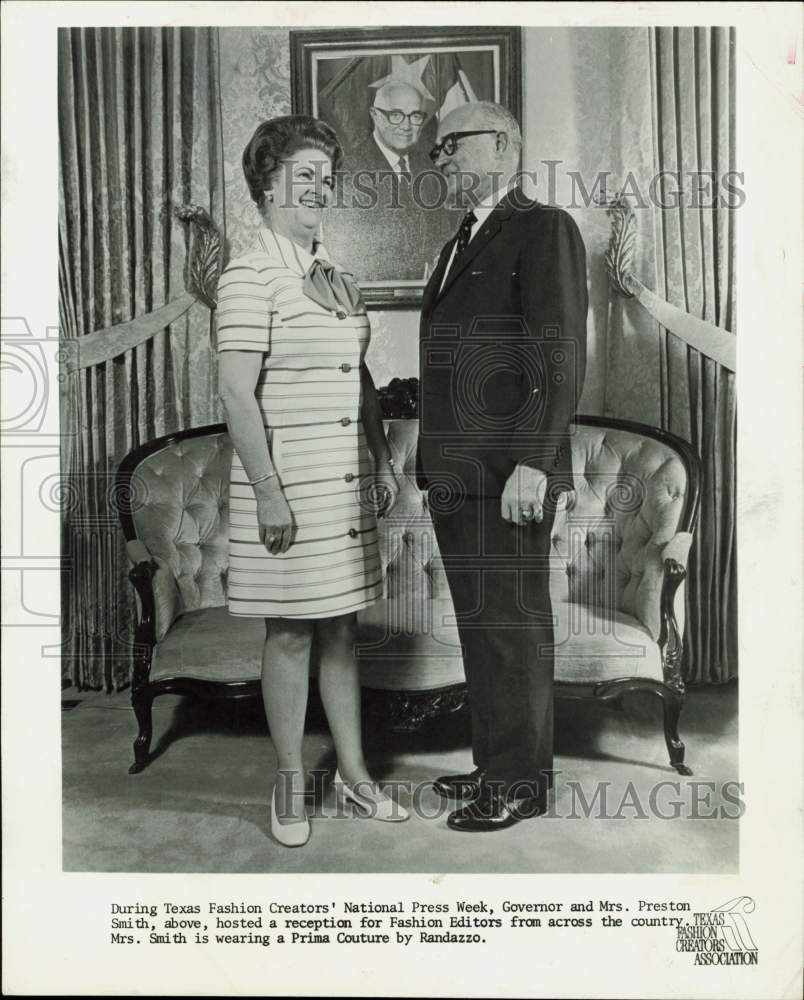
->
[150, 602, 661, 689]
[553, 602, 663, 684]
[150, 600, 467, 690]
[151, 606, 263, 683]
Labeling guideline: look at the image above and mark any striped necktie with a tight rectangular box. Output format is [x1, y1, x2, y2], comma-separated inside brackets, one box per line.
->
[454, 210, 477, 256]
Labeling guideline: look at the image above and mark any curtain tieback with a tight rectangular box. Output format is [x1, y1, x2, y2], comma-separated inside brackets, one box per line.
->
[302, 259, 365, 316]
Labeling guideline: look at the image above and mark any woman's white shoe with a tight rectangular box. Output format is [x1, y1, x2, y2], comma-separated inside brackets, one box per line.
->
[334, 770, 409, 822]
[270, 786, 310, 847]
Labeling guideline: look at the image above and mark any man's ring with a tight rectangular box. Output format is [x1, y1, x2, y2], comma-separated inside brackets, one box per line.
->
[520, 508, 533, 520]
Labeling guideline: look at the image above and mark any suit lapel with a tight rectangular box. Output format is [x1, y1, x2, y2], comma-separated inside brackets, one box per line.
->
[436, 194, 516, 302]
[421, 236, 457, 317]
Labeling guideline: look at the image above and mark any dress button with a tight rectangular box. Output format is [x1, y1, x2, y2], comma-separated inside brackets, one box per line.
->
[340, 417, 351, 426]
[344, 473, 355, 483]
[348, 528, 358, 538]
[340, 362, 352, 373]
[336, 310, 347, 320]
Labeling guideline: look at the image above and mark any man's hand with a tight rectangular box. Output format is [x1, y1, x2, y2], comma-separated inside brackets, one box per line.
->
[501, 465, 549, 526]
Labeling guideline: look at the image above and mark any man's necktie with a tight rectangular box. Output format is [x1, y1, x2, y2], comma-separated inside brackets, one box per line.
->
[454, 210, 477, 256]
[397, 155, 410, 179]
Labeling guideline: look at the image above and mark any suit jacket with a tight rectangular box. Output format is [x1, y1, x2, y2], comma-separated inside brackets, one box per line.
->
[346, 132, 432, 181]
[417, 190, 588, 500]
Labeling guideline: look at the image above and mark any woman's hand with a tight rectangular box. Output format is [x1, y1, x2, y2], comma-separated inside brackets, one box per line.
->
[255, 479, 294, 554]
[372, 461, 400, 519]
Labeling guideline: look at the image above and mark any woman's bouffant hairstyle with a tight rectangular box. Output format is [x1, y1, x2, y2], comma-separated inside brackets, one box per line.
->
[242, 115, 342, 208]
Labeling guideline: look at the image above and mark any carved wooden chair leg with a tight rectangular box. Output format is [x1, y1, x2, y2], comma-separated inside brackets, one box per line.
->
[385, 685, 469, 734]
[386, 690, 420, 734]
[129, 687, 154, 774]
[659, 557, 693, 775]
[662, 690, 692, 776]
[126, 559, 158, 774]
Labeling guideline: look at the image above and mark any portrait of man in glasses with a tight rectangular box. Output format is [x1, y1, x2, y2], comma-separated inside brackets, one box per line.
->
[323, 75, 460, 285]
[349, 80, 433, 180]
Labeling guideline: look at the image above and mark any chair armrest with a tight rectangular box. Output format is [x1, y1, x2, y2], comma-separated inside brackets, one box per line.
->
[125, 539, 181, 643]
[658, 549, 688, 693]
[127, 546, 157, 654]
[660, 531, 693, 568]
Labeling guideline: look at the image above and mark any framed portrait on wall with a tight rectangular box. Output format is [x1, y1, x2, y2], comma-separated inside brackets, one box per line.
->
[290, 26, 522, 307]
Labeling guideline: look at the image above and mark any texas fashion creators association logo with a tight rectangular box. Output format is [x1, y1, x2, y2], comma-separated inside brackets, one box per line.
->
[675, 896, 758, 966]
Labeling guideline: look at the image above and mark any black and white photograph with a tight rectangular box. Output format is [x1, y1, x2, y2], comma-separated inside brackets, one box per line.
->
[2, 3, 802, 998]
[55, 18, 739, 874]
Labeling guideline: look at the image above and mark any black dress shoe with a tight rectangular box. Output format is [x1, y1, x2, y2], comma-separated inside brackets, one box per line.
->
[432, 768, 485, 802]
[447, 784, 546, 832]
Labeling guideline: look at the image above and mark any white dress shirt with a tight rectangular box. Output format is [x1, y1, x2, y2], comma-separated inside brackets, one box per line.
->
[371, 131, 409, 174]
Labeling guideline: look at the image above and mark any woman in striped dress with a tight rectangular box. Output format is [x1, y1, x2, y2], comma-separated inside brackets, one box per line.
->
[217, 117, 408, 846]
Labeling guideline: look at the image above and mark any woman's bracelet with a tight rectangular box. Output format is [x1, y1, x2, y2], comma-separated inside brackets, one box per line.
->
[249, 470, 276, 487]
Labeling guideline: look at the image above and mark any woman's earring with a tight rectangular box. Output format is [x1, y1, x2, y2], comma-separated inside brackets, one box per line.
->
[264, 190, 274, 203]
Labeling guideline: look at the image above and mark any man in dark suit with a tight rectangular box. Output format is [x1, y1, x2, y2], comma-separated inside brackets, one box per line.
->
[417, 101, 588, 831]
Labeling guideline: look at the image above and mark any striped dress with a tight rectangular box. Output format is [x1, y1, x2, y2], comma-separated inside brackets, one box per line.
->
[216, 227, 382, 619]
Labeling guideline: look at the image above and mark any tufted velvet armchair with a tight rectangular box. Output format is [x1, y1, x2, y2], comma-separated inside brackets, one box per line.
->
[116, 416, 699, 776]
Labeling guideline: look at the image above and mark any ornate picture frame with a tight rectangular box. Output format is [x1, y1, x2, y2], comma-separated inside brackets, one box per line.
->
[290, 26, 522, 307]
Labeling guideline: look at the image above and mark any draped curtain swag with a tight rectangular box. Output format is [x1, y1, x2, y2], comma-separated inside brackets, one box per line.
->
[58, 27, 224, 689]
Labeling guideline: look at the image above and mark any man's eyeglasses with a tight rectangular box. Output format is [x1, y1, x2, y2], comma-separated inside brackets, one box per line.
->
[372, 107, 428, 127]
[429, 130, 499, 162]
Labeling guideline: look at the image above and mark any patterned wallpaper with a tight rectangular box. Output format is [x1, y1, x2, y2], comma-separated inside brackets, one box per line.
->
[219, 27, 292, 259]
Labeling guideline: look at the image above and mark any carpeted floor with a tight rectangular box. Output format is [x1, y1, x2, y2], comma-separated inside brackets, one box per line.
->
[61, 684, 738, 873]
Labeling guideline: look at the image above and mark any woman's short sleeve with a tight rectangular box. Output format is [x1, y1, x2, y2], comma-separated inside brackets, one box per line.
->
[215, 263, 275, 353]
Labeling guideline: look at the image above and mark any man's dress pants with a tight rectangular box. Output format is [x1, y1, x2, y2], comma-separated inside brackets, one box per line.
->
[431, 497, 556, 799]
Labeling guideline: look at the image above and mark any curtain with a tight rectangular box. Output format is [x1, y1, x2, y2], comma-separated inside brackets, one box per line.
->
[58, 27, 225, 689]
[650, 27, 737, 682]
